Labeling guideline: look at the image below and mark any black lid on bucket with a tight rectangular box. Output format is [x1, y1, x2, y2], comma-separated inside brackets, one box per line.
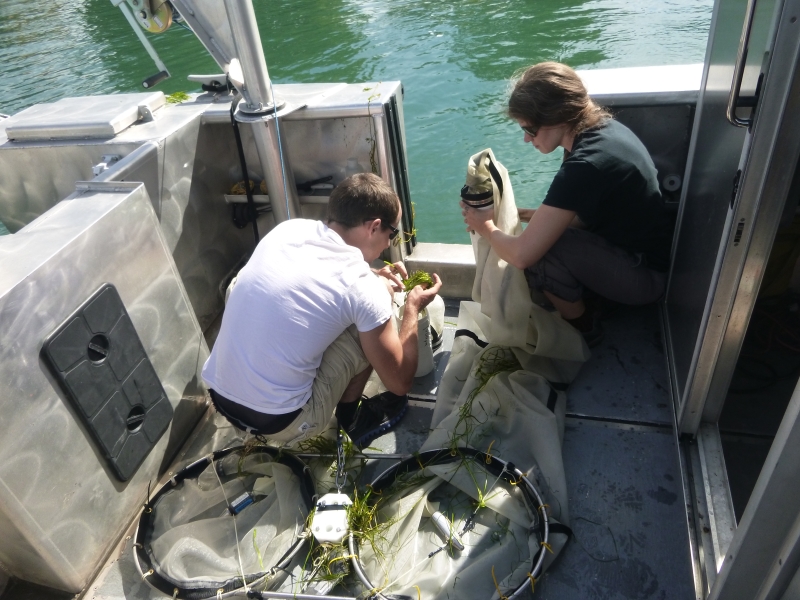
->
[460, 150, 504, 208]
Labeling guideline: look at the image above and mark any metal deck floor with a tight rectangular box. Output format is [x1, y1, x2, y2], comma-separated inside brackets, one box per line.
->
[367, 302, 695, 599]
[7, 303, 696, 600]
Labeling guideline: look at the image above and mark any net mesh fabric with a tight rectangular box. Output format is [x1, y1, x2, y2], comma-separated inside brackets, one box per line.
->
[358, 461, 541, 600]
[144, 453, 307, 588]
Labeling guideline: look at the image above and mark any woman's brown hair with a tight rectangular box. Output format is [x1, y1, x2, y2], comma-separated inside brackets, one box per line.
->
[507, 62, 611, 135]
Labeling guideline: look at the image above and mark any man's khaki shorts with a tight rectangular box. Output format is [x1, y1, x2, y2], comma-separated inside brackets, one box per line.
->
[266, 325, 370, 446]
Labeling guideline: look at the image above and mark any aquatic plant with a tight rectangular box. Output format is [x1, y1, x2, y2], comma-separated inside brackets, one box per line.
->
[166, 91, 191, 104]
[402, 270, 434, 292]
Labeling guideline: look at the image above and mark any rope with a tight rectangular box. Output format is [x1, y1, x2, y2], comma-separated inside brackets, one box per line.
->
[335, 429, 346, 492]
[328, 554, 357, 567]
[491, 565, 510, 600]
[527, 573, 537, 594]
[484, 440, 496, 464]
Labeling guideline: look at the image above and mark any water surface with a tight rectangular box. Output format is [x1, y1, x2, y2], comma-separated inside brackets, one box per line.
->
[0, 0, 712, 242]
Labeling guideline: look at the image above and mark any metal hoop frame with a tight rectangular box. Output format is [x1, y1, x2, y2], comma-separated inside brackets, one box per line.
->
[133, 445, 316, 600]
[348, 447, 550, 600]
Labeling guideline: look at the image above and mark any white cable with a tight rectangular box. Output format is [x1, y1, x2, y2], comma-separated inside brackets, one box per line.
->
[212, 457, 251, 594]
[267, 78, 291, 218]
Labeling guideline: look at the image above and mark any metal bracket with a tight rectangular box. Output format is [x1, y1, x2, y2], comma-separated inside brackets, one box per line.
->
[91, 155, 122, 177]
[138, 105, 155, 123]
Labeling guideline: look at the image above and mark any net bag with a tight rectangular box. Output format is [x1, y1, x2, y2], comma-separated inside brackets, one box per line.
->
[349, 448, 552, 600]
[133, 445, 315, 599]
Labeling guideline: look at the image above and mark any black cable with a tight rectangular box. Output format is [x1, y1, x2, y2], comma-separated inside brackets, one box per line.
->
[229, 90, 260, 247]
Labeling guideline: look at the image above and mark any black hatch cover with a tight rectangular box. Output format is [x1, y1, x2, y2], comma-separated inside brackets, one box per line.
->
[42, 283, 173, 481]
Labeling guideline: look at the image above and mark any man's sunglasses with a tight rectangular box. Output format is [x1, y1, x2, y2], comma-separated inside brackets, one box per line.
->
[382, 220, 400, 241]
[363, 218, 400, 242]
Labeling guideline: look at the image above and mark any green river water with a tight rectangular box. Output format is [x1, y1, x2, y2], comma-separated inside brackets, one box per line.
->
[0, 0, 712, 243]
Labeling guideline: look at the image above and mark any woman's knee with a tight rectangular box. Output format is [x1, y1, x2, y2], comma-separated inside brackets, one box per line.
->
[524, 256, 584, 303]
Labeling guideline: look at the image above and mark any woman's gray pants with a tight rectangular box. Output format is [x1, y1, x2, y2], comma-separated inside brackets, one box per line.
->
[524, 228, 667, 305]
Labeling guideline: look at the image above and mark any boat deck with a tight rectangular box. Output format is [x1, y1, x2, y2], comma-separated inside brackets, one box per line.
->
[372, 301, 696, 600]
[2, 302, 697, 600]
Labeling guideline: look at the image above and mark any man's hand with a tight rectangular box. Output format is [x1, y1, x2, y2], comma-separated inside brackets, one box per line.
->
[461, 201, 497, 237]
[518, 207, 536, 223]
[374, 261, 408, 292]
[360, 272, 443, 396]
[405, 273, 443, 312]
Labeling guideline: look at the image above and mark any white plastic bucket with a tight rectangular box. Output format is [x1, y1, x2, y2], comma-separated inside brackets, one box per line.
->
[395, 298, 435, 378]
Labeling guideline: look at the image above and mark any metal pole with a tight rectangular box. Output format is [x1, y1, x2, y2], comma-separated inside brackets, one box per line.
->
[223, 0, 300, 223]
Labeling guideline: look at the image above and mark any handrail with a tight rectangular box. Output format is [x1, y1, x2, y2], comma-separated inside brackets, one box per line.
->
[727, 0, 760, 127]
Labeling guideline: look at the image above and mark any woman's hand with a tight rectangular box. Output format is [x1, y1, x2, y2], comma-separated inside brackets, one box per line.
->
[461, 201, 497, 237]
[518, 208, 536, 223]
[374, 261, 408, 292]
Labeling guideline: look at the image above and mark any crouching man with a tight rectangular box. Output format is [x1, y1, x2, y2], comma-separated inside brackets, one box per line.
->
[202, 173, 442, 447]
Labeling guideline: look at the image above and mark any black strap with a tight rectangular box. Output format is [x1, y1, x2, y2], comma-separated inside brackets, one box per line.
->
[549, 522, 573, 538]
[460, 184, 495, 208]
[459, 153, 504, 205]
[546, 387, 558, 413]
[460, 184, 493, 202]
[229, 91, 259, 247]
[486, 157, 504, 199]
[454, 329, 488, 348]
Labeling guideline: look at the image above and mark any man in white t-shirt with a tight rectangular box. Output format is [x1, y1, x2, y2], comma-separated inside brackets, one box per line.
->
[202, 173, 442, 446]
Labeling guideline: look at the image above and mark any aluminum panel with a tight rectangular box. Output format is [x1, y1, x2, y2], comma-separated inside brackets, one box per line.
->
[700, 0, 800, 425]
[4, 93, 165, 141]
[664, 0, 777, 431]
[200, 83, 403, 124]
[0, 182, 207, 592]
[168, 121, 257, 330]
[710, 374, 800, 599]
[0, 100, 206, 234]
[0, 141, 141, 233]
[95, 142, 162, 218]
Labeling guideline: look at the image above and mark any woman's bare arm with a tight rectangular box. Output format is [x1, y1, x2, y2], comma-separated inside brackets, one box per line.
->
[463, 203, 575, 270]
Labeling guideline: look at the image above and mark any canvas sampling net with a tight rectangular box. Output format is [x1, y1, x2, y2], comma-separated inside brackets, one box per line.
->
[134, 446, 315, 599]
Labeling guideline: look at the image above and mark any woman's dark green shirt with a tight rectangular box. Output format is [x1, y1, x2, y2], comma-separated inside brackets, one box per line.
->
[541, 119, 674, 272]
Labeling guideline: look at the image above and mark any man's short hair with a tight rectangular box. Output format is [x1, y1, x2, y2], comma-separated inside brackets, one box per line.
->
[327, 173, 400, 228]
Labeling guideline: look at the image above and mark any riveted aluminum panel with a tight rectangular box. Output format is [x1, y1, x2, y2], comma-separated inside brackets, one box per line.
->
[0, 181, 207, 592]
[4, 93, 165, 141]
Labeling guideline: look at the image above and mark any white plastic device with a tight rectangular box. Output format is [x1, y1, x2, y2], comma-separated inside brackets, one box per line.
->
[310, 493, 352, 544]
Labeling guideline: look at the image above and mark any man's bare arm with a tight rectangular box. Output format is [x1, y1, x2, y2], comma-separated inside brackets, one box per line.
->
[359, 274, 442, 395]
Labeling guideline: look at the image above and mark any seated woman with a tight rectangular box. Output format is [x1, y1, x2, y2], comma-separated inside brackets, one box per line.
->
[462, 62, 674, 346]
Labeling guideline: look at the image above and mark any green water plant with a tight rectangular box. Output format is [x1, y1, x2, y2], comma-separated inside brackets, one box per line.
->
[449, 346, 521, 452]
[166, 91, 191, 104]
[402, 269, 433, 292]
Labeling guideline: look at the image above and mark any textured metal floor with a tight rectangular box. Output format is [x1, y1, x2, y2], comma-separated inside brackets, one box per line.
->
[543, 308, 695, 598]
[369, 302, 696, 599]
[5, 302, 696, 600]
